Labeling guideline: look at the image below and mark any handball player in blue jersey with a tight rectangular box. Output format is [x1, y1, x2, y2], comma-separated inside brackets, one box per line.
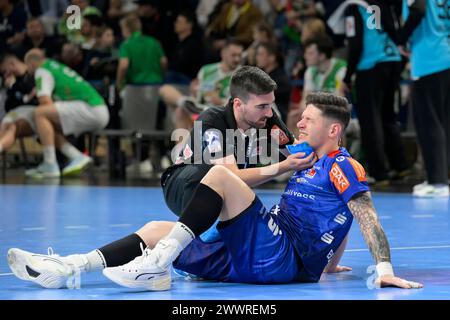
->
[7, 92, 422, 290]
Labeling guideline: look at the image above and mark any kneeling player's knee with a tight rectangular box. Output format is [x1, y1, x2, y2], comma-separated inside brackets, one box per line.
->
[201, 165, 230, 186]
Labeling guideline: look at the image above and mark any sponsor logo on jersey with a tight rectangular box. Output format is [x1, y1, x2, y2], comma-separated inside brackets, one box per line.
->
[285, 189, 316, 200]
[268, 216, 282, 236]
[334, 213, 347, 225]
[183, 145, 193, 159]
[270, 205, 281, 216]
[348, 158, 367, 182]
[327, 249, 334, 261]
[204, 130, 222, 153]
[336, 156, 346, 162]
[330, 163, 350, 194]
[270, 125, 290, 145]
[321, 232, 334, 244]
[305, 168, 316, 179]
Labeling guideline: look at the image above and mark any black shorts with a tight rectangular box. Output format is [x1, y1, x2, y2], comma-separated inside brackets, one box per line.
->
[161, 164, 214, 216]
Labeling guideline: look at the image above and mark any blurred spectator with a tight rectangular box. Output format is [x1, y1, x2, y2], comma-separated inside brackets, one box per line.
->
[243, 22, 277, 66]
[11, 17, 63, 60]
[106, 0, 133, 38]
[60, 42, 85, 75]
[134, 0, 175, 53]
[80, 13, 104, 49]
[24, 0, 69, 35]
[302, 35, 346, 105]
[205, 0, 263, 52]
[289, 18, 327, 78]
[165, 10, 205, 84]
[288, 34, 347, 139]
[342, 0, 408, 185]
[83, 26, 117, 79]
[159, 39, 243, 130]
[58, 0, 102, 44]
[0, 54, 37, 113]
[116, 13, 166, 91]
[195, 0, 220, 29]
[0, 0, 27, 53]
[255, 42, 291, 122]
[117, 13, 167, 173]
[0, 54, 37, 154]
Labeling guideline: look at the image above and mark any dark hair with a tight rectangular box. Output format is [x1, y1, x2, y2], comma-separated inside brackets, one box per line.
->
[254, 22, 275, 41]
[303, 35, 334, 59]
[305, 92, 350, 129]
[257, 42, 284, 67]
[230, 66, 277, 102]
[223, 37, 244, 49]
[83, 14, 104, 28]
[177, 10, 197, 26]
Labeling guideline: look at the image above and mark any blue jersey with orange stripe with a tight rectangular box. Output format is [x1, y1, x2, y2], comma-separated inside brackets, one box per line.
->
[275, 147, 369, 282]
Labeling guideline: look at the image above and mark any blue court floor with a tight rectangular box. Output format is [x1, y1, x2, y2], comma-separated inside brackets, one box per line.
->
[1, 184, 449, 300]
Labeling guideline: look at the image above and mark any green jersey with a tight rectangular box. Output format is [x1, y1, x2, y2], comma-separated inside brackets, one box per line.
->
[196, 62, 234, 106]
[304, 58, 347, 93]
[35, 59, 105, 107]
[119, 32, 165, 84]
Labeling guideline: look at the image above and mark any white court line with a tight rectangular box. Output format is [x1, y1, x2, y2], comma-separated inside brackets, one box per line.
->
[412, 214, 435, 219]
[347, 245, 450, 252]
[21, 227, 46, 231]
[64, 225, 90, 230]
[108, 224, 132, 228]
[0, 273, 13, 276]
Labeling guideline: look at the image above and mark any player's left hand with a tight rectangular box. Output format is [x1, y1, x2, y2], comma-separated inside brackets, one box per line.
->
[324, 265, 352, 273]
[376, 275, 423, 289]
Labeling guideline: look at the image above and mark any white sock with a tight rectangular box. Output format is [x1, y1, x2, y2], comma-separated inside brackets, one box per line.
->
[60, 142, 83, 160]
[64, 250, 106, 273]
[85, 250, 107, 271]
[43, 145, 57, 164]
[153, 222, 195, 268]
[165, 222, 195, 250]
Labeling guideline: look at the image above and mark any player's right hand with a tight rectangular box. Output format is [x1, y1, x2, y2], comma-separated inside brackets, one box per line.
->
[283, 151, 316, 172]
[376, 275, 423, 289]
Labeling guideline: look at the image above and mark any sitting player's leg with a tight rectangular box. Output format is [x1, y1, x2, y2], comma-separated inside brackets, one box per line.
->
[0, 123, 18, 152]
[7, 221, 175, 289]
[0, 109, 36, 152]
[25, 105, 62, 177]
[103, 165, 257, 289]
[54, 134, 92, 176]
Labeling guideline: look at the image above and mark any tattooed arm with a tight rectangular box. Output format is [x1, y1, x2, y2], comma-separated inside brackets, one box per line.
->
[347, 191, 423, 289]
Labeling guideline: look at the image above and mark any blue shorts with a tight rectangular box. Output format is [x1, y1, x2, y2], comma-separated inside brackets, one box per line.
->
[173, 197, 303, 284]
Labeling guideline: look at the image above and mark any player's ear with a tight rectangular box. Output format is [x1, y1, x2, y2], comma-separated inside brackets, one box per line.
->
[329, 123, 341, 138]
[233, 97, 243, 110]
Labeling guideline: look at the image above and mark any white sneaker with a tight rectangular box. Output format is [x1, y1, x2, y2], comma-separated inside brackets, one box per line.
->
[7, 248, 84, 289]
[102, 240, 182, 291]
[413, 183, 449, 198]
[62, 155, 93, 176]
[161, 156, 172, 170]
[25, 162, 60, 178]
[413, 181, 428, 192]
[126, 159, 153, 174]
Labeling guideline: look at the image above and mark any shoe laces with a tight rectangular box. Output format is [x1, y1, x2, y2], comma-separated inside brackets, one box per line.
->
[47, 247, 61, 258]
[128, 243, 156, 267]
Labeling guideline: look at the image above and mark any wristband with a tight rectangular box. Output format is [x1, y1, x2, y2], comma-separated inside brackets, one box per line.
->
[376, 262, 394, 277]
